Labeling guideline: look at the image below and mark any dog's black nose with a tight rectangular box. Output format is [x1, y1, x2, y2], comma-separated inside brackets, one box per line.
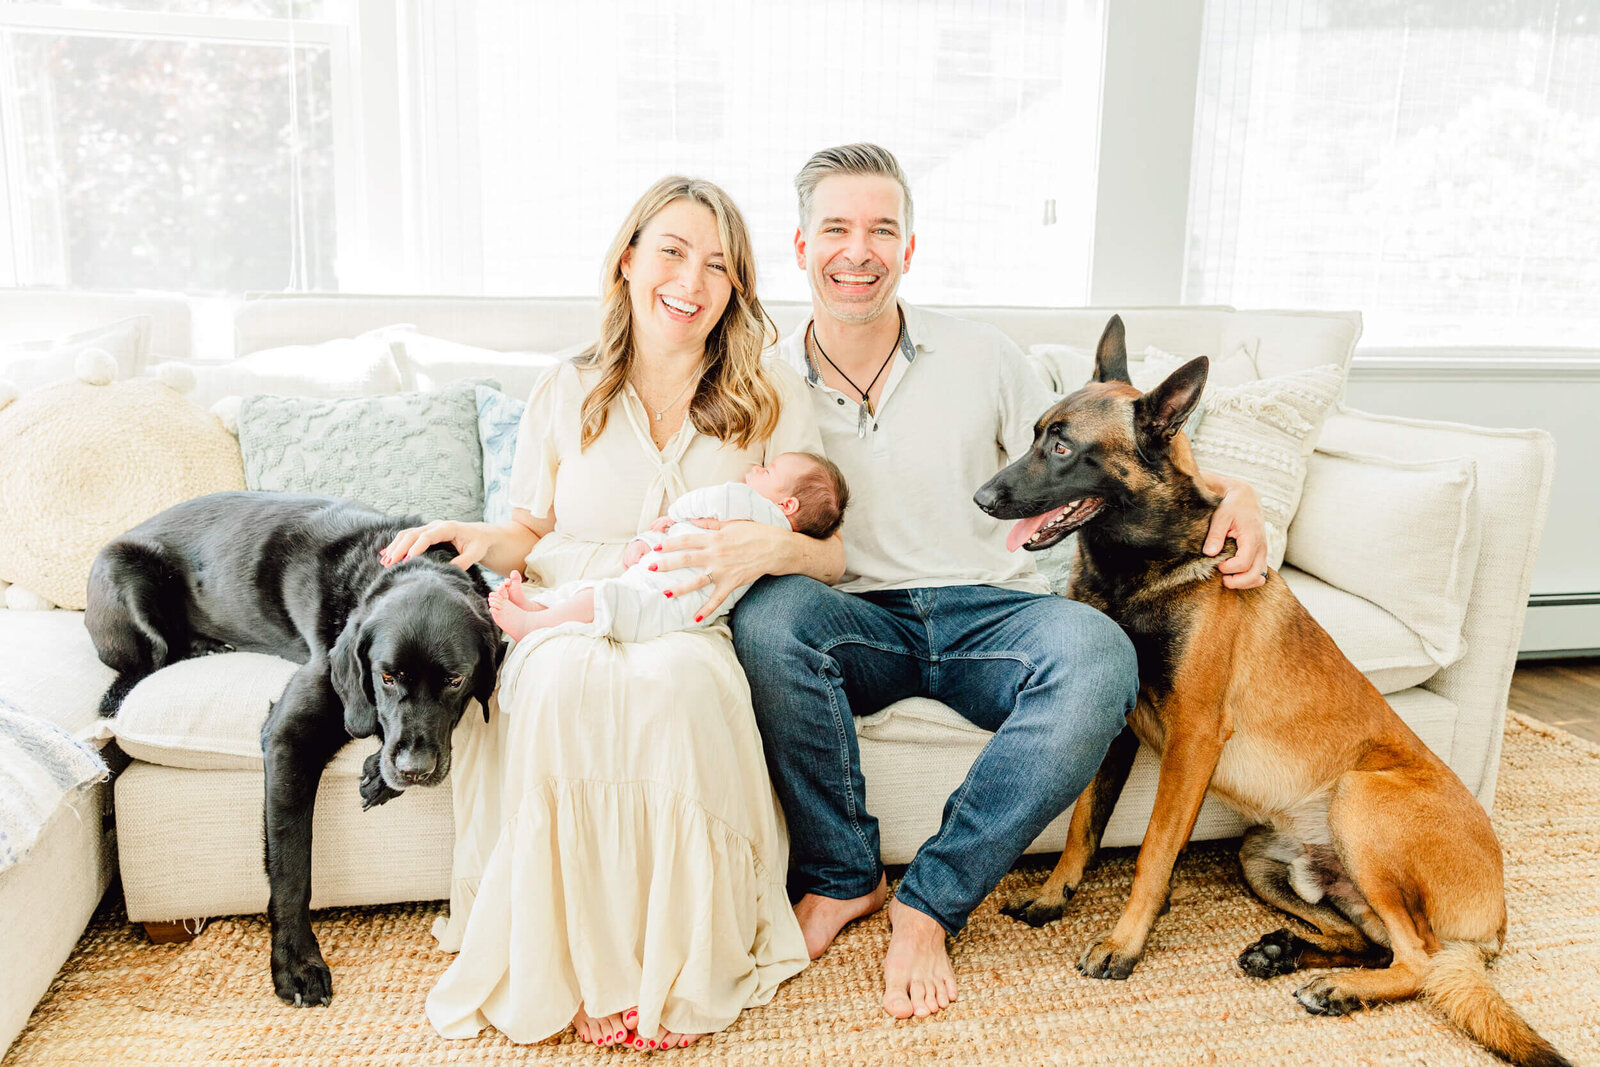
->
[395, 749, 437, 784]
[974, 483, 1004, 515]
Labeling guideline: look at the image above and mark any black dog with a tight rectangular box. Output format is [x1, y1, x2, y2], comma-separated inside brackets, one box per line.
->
[86, 491, 504, 1007]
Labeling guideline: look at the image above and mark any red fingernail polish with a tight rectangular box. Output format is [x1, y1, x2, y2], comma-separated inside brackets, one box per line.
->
[653, 544, 662, 551]
[694, 616, 702, 623]
[648, 564, 657, 571]
[664, 591, 673, 598]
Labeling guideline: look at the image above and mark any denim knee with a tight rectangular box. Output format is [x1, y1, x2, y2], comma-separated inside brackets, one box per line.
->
[1034, 603, 1139, 742]
[730, 573, 831, 665]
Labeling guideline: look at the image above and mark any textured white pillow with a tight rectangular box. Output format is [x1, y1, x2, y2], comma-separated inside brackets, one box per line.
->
[1143, 348, 1345, 568]
[176, 334, 403, 408]
[1287, 449, 1481, 668]
[383, 327, 577, 401]
[0, 317, 151, 389]
[1025, 343, 1093, 394]
[111, 652, 375, 772]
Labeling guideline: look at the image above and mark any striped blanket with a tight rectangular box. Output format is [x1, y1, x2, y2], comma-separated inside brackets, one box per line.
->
[0, 698, 108, 873]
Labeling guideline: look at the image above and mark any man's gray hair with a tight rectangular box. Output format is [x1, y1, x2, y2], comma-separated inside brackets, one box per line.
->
[794, 143, 914, 235]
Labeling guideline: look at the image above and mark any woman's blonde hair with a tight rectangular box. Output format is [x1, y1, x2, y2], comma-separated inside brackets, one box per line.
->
[577, 176, 780, 450]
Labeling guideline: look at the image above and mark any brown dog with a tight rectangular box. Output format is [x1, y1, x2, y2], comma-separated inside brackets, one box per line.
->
[972, 317, 1569, 1067]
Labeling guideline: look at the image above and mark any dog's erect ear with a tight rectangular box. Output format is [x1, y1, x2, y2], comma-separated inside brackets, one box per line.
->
[1092, 315, 1131, 384]
[330, 611, 377, 738]
[1136, 356, 1209, 443]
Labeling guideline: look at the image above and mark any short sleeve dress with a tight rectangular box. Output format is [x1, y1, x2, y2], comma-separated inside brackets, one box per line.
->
[425, 357, 819, 1044]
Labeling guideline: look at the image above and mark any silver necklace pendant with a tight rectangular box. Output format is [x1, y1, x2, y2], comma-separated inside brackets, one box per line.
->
[856, 402, 870, 439]
[654, 410, 663, 421]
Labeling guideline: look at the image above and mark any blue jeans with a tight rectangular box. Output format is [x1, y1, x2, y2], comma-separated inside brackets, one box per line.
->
[731, 576, 1138, 934]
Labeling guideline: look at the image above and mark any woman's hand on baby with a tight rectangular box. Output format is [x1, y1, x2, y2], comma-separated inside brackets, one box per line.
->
[380, 520, 492, 570]
[656, 518, 782, 619]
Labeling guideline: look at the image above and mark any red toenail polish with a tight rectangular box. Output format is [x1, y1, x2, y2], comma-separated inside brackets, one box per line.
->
[649, 1040, 658, 1048]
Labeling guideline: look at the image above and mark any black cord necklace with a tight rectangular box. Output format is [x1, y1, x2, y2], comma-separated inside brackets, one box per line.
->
[809, 312, 902, 417]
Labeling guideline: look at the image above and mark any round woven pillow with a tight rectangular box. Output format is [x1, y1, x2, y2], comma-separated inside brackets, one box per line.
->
[0, 369, 245, 609]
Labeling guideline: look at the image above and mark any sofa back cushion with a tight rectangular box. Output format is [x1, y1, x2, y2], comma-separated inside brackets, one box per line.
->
[237, 381, 484, 524]
[1288, 448, 1482, 669]
[0, 317, 151, 390]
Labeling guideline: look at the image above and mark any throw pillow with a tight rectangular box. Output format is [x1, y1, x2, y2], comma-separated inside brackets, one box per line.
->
[476, 385, 525, 524]
[0, 360, 246, 609]
[385, 327, 579, 401]
[1142, 349, 1345, 569]
[1287, 449, 1481, 668]
[174, 333, 403, 408]
[237, 381, 484, 524]
[0, 317, 151, 390]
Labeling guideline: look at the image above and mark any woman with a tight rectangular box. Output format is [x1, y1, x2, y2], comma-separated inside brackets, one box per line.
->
[381, 177, 842, 1049]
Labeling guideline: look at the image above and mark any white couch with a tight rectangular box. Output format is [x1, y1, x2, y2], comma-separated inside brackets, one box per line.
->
[0, 291, 1555, 1052]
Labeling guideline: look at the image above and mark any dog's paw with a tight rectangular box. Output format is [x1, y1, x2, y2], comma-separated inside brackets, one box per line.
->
[359, 752, 402, 811]
[1077, 934, 1142, 980]
[999, 886, 1074, 928]
[1238, 928, 1301, 978]
[1293, 975, 1363, 1016]
[272, 947, 333, 1007]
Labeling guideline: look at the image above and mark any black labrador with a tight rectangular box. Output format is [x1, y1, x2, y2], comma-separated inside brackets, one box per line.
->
[85, 491, 504, 1006]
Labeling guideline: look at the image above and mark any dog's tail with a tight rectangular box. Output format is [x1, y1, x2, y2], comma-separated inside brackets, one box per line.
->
[1423, 941, 1571, 1067]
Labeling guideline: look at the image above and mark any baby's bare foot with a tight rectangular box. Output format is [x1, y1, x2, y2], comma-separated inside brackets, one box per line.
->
[503, 569, 537, 610]
[488, 593, 538, 642]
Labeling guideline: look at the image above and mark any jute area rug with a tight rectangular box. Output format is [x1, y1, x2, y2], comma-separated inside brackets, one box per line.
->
[8, 712, 1599, 1066]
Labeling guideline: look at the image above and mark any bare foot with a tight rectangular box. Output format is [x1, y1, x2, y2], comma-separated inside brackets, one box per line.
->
[503, 569, 536, 609]
[628, 1029, 704, 1051]
[572, 1004, 629, 1046]
[794, 874, 888, 960]
[488, 587, 542, 641]
[882, 897, 958, 1019]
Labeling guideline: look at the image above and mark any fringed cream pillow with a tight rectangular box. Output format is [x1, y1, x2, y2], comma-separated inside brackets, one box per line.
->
[0, 354, 245, 610]
[1141, 349, 1345, 569]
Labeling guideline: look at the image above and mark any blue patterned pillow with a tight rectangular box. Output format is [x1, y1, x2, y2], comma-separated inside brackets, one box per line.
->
[476, 385, 525, 524]
[237, 381, 484, 523]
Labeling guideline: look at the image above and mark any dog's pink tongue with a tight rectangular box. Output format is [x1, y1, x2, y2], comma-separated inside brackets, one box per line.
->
[1006, 507, 1065, 553]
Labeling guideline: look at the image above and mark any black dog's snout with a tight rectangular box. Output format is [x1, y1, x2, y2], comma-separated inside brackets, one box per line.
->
[394, 746, 438, 784]
[974, 478, 1008, 516]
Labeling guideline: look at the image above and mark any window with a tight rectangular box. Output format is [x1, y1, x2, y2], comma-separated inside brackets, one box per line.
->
[419, 0, 1107, 305]
[1185, 1, 1600, 348]
[0, 0, 348, 292]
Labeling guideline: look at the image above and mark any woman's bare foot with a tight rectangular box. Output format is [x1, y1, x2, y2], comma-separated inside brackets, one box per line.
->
[572, 1004, 629, 1046]
[793, 874, 888, 960]
[881, 897, 958, 1019]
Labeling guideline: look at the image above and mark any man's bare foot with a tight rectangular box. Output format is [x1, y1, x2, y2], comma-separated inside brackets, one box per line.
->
[882, 897, 958, 1019]
[794, 874, 888, 960]
[571, 1004, 629, 1046]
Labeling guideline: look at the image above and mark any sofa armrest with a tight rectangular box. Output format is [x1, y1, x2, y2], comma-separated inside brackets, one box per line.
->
[1312, 406, 1556, 808]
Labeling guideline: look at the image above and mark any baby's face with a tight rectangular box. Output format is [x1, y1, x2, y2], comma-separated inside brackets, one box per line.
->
[744, 453, 807, 505]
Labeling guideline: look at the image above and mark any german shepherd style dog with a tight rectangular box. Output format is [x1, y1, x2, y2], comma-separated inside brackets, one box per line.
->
[972, 317, 1569, 1067]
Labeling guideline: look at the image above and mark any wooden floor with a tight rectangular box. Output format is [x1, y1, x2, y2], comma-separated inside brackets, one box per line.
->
[1509, 657, 1600, 744]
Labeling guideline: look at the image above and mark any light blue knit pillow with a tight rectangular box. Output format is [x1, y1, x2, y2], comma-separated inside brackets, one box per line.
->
[476, 385, 525, 525]
[237, 381, 484, 523]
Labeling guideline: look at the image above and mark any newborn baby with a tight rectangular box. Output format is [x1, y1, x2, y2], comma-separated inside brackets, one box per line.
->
[490, 451, 848, 644]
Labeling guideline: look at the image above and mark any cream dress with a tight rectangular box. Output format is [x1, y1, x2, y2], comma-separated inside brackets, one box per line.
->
[426, 358, 817, 1044]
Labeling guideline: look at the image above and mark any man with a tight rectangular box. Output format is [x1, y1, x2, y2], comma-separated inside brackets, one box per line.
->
[666, 144, 1267, 1020]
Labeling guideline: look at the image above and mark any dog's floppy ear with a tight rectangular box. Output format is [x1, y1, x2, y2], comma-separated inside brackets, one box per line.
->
[470, 598, 504, 723]
[1136, 355, 1209, 443]
[330, 611, 377, 738]
[1092, 315, 1131, 384]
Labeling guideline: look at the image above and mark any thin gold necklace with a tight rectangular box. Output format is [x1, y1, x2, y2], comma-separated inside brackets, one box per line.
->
[633, 366, 701, 421]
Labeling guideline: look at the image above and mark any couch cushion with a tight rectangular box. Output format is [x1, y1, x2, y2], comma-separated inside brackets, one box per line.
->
[109, 652, 376, 773]
[0, 316, 151, 389]
[382, 326, 573, 401]
[0, 611, 114, 742]
[237, 380, 484, 525]
[176, 334, 402, 408]
[1288, 448, 1481, 670]
[857, 685, 1457, 864]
